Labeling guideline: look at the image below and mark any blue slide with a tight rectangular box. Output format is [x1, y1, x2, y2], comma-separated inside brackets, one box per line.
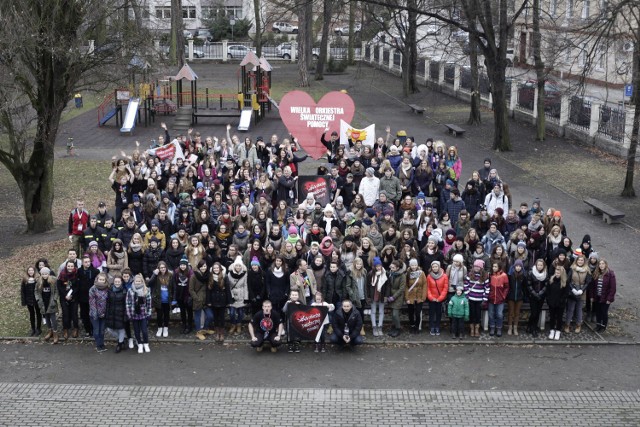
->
[99, 107, 118, 126]
[120, 98, 140, 134]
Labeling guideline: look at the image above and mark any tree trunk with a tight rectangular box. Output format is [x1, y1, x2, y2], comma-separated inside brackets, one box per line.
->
[170, 0, 184, 67]
[347, 1, 355, 64]
[297, 1, 312, 87]
[468, 18, 481, 125]
[19, 151, 55, 233]
[253, 0, 262, 57]
[532, 0, 546, 141]
[400, 0, 418, 97]
[622, 29, 639, 197]
[316, 0, 334, 80]
[486, 57, 511, 151]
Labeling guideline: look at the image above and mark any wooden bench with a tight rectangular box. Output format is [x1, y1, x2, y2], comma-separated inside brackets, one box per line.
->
[408, 103, 425, 114]
[444, 123, 466, 137]
[192, 110, 241, 124]
[584, 197, 625, 224]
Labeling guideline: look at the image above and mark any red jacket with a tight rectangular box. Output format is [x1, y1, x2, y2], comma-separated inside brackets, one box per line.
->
[489, 272, 510, 304]
[427, 273, 449, 303]
[68, 208, 89, 236]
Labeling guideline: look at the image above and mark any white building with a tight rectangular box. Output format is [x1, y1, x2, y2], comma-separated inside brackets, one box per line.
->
[141, 0, 253, 32]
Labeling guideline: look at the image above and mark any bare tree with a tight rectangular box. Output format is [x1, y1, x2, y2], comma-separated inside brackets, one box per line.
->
[0, 0, 146, 233]
[316, 0, 336, 80]
[170, 0, 185, 66]
[297, 0, 314, 86]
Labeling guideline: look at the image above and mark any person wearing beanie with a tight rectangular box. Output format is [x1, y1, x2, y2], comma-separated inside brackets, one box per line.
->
[427, 260, 448, 335]
[464, 258, 489, 337]
[174, 256, 194, 334]
[446, 253, 467, 325]
[579, 234, 593, 259]
[359, 167, 380, 207]
[443, 228, 457, 255]
[144, 218, 166, 250]
[367, 257, 389, 337]
[506, 258, 528, 335]
[447, 284, 469, 339]
[35, 267, 60, 344]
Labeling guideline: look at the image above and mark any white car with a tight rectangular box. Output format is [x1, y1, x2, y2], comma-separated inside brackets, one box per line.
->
[227, 44, 255, 59]
[272, 22, 298, 34]
[277, 43, 319, 60]
[334, 24, 361, 36]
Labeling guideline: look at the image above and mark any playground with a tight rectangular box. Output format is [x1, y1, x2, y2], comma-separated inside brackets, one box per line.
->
[96, 52, 277, 136]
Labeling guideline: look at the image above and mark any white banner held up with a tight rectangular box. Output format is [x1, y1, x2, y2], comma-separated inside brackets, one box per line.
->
[339, 120, 375, 148]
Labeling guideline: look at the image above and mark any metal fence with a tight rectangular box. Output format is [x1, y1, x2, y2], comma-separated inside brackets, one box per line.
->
[598, 104, 625, 142]
[417, 59, 426, 79]
[516, 84, 534, 111]
[569, 96, 591, 129]
[479, 73, 491, 96]
[460, 67, 472, 91]
[443, 63, 455, 86]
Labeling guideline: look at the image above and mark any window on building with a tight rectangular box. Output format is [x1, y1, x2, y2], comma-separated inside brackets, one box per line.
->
[578, 43, 587, 65]
[581, 0, 590, 19]
[566, 0, 574, 19]
[182, 6, 196, 19]
[143, 7, 150, 19]
[201, 6, 213, 19]
[597, 48, 606, 69]
[225, 6, 243, 19]
[550, 0, 558, 17]
[156, 7, 171, 19]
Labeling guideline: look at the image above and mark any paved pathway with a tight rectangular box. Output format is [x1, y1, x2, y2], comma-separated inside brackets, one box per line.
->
[0, 382, 638, 426]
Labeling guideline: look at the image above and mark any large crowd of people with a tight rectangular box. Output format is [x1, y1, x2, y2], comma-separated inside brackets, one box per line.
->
[20, 123, 617, 354]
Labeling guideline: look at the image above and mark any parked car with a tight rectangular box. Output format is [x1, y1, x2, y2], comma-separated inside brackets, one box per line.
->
[183, 30, 193, 39]
[272, 22, 298, 34]
[276, 43, 319, 60]
[227, 44, 255, 59]
[193, 29, 213, 42]
[518, 79, 562, 113]
[334, 24, 361, 36]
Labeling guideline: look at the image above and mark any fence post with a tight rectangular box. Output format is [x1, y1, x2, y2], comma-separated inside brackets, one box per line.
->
[222, 40, 228, 63]
[388, 50, 394, 70]
[424, 59, 429, 85]
[623, 106, 634, 149]
[88, 40, 95, 55]
[291, 41, 297, 63]
[438, 62, 445, 87]
[361, 41, 366, 61]
[589, 101, 601, 137]
[509, 81, 518, 113]
[532, 86, 539, 119]
[453, 65, 460, 92]
[559, 94, 569, 127]
[378, 45, 384, 66]
[327, 40, 332, 61]
[154, 40, 160, 58]
[188, 39, 194, 61]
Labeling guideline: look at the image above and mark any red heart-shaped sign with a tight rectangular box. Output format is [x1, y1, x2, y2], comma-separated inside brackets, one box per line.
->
[279, 91, 355, 159]
[289, 306, 326, 340]
[300, 176, 329, 205]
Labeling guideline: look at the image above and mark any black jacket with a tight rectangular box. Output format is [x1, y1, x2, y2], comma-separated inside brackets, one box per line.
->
[545, 276, 571, 308]
[205, 280, 231, 308]
[106, 285, 127, 330]
[507, 272, 528, 302]
[76, 266, 100, 304]
[247, 268, 266, 303]
[331, 307, 363, 340]
[143, 247, 165, 279]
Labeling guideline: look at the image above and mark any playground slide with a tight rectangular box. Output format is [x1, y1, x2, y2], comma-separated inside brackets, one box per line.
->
[120, 98, 140, 134]
[237, 107, 253, 131]
[99, 107, 118, 126]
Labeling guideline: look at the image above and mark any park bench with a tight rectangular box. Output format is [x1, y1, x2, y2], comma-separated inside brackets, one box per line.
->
[408, 103, 425, 114]
[444, 123, 466, 137]
[192, 109, 241, 125]
[584, 197, 625, 224]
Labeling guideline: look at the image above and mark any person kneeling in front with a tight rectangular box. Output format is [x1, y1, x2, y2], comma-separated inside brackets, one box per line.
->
[330, 299, 364, 347]
[249, 300, 284, 353]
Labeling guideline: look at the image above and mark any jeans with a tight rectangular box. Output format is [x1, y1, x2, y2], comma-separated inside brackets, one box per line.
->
[61, 300, 79, 330]
[565, 298, 584, 324]
[91, 317, 106, 348]
[451, 317, 465, 337]
[194, 309, 204, 331]
[44, 313, 58, 331]
[156, 303, 170, 328]
[488, 303, 505, 329]
[329, 333, 364, 346]
[428, 301, 443, 330]
[203, 307, 214, 329]
[370, 301, 385, 328]
[26, 304, 42, 331]
[595, 301, 610, 327]
[79, 302, 92, 334]
[229, 306, 244, 325]
[407, 302, 423, 329]
[132, 318, 149, 344]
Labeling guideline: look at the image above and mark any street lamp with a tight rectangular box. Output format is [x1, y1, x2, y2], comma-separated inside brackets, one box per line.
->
[230, 18, 236, 42]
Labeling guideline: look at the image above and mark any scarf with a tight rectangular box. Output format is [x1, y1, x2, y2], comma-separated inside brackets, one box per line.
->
[133, 283, 147, 297]
[528, 218, 542, 231]
[216, 230, 231, 240]
[548, 233, 562, 246]
[320, 242, 334, 257]
[532, 268, 547, 281]
[409, 269, 422, 279]
[194, 269, 210, 284]
[272, 267, 284, 278]
[430, 270, 444, 280]
[129, 242, 142, 252]
[235, 230, 248, 239]
[371, 270, 388, 292]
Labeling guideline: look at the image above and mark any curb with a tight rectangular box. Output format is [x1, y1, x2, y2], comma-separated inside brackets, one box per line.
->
[2, 336, 638, 346]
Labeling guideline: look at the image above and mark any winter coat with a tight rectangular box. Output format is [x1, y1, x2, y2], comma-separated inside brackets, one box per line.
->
[206, 277, 231, 308]
[322, 269, 346, 303]
[405, 270, 428, 304]
[21, 278, 37, 307]
[427, 272, 449, 303]
[344, 271, 366, 308]
[527, 270, 549, 302]
[366, 269, 390, 303]
[545, 276, 570, 308]
[447, 293, 470, 320]
[264, 269, 290, 304]
[379, 176, 402, 202]
[247, 268, 266, 305]
[484, 191, 509, 218]
[150, 272, 174, 309]
[76, 266, 100, 304]
[127, 248, 144, 276]
[106, 285, 127, 330]
[290, 268, 318, 302]
[568, 267, 592, 302]
[387, 266, 407, 309]
[165, 247, 185, 271]
[189, 273, 209, 311]
[227, 269, 249, 309]
[488, 272, 510, 305]
[507, 272, 528, 302]
[35, 276, 59, 314]
[419, 249, 445, 276]
[464, 271, 490, 302]
[88, 285, 109, 320]
[589, 270, 616, 303]
[331, 307, 363, 340]
[143, 247, 165, 279]
[173, 268, 193, 304]
[126, 287, 152, 320]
